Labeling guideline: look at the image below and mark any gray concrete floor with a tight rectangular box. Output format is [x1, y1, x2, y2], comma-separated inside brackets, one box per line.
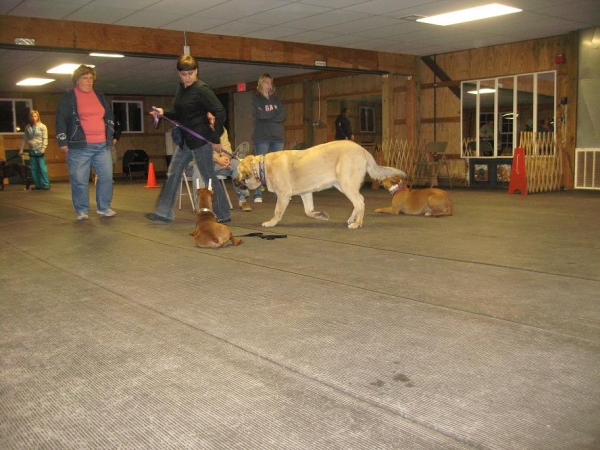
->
[1, 179, 599, 449]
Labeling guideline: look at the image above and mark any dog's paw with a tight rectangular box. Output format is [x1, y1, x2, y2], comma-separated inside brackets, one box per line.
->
[313, 211, 329, 221]
[348, 222, 363, 229]
[262, 220, 278, 227]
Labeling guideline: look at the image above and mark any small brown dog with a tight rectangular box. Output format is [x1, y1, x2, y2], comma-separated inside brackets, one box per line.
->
[374, 176, 453, 217]
[189, 186, 243, 248]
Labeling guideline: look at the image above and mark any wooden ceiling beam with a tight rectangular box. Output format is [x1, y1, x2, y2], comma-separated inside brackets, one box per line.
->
[0, 15, 416, 76]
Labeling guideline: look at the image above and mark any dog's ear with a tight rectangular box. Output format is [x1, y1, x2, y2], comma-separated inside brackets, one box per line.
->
[237, 157, 252, 179]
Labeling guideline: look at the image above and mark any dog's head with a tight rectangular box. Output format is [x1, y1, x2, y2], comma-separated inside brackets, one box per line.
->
[236, 155, 262, 190]
[196, 187, 214, 209]
[380, 175, 407, 190]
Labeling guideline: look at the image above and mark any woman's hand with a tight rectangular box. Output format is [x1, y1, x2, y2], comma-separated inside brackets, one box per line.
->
[60, 146, 68, 154]
[214, 153, 230, 169]
[150, 107, 163, 117]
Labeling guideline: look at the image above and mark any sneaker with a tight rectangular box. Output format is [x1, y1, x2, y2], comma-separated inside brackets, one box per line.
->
[43, 186, 50, 190]
[97, 209, 117, 217]
[145, 212, 173, 224]
[253, 197, 263, 203]
[77, 212, 89, 221]
[240, 201, 252, 212]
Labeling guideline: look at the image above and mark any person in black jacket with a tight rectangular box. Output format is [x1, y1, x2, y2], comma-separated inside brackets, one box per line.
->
[147, 55, 230, 224]
[56, 65, 116, 221]
[335, 108, 353, 141]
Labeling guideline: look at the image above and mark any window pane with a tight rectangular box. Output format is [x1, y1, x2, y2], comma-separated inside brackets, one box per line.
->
[359, 107, 375, 132]
[0, 101, 12, 132]
[0, 99, 32, 133]
[112, 100, 143, 133]
[113, 102, 127, 130]
[15, 101, 31, 132]
[127, 102, 142, 132]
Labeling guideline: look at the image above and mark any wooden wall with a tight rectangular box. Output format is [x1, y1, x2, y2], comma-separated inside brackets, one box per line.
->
[416, 33, 578, 188]
[1, 92, 176, 180]
[0, 14, 581, 188]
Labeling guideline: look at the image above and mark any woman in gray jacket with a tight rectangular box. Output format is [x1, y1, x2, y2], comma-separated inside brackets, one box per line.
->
[250, 73, 286, 202]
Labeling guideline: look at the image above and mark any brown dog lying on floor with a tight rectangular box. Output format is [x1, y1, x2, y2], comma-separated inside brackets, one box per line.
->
[374, 176, 453, 217]
[189, 185, 243, 248]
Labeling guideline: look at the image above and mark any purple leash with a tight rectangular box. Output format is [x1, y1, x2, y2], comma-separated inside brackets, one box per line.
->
[152, 107, 238, 160]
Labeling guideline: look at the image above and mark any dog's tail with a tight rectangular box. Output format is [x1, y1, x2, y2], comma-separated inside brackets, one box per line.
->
[364, 149, 407, 180]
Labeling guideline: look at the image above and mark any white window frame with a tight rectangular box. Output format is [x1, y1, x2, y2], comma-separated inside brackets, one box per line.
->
[0, 98, 33, 134]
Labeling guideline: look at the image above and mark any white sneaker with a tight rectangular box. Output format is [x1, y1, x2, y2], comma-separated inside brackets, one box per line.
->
[253, 197, 263, 203]
[97, 209, 117, 217]
[77, 212, 89, 221]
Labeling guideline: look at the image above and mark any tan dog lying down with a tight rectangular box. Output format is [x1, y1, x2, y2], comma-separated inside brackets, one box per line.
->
[189, 186, 243, 248]
[374, 176, 453, 217]
[236, 141, 406, 229]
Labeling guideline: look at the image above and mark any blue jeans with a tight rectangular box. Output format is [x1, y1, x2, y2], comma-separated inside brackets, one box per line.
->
[153, 142, 230, 222]
[29, 152, 50, 188]
[67, 142, 113, 214]
[252, 140, 284, 199]
[193, 158, 250, 203]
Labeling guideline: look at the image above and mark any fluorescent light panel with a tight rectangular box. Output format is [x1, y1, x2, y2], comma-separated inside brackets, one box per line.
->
[47, 63, 95, 74]
[468, 88, 496, 94]
[417, 3, 522, 26]
[17, 78, 55, 86]
[90, 53, 124, 58]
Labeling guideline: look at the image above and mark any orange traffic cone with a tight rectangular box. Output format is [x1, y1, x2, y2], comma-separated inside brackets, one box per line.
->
[144, 162, 160, 188]
[508, 147, 527, 195]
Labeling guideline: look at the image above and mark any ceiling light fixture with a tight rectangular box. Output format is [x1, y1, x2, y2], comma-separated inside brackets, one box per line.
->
[90, 53, 124, 58]
[47, 63, 95, 74]
[468, 88, 496, 94]
[17, 78, 55, 86]
[417, 3, 522, 26]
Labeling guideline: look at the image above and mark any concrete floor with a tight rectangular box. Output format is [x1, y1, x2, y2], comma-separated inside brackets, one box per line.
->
[1, 179, 599, 449]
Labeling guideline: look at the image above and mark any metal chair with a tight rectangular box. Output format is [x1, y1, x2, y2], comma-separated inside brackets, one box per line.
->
[122, 149, 149, 181]
[414, 141, 452, 187]
[178, 162, 197, 211]
[190, 164, 234, 210]
[235, 141, 251, 159]
[217, 175, 234, 210]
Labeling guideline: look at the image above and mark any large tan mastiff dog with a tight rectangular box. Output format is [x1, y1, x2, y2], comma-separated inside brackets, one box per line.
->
[236, 141, 406, 229]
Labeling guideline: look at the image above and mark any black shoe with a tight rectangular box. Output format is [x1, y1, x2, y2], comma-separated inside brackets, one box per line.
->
[218, 218, 231, 223]
[31, 187, 42, 190]
[145, 213, 173, 224]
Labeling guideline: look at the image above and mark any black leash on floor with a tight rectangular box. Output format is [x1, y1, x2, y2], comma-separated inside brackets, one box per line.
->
[236, 232, 287, 240]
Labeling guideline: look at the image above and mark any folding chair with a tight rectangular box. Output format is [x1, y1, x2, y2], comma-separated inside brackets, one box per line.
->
[414, 141, 451, 187]
[191, 164, 234, 210]
[178, 162, 197, 211]
[235, 141, 251, 159]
